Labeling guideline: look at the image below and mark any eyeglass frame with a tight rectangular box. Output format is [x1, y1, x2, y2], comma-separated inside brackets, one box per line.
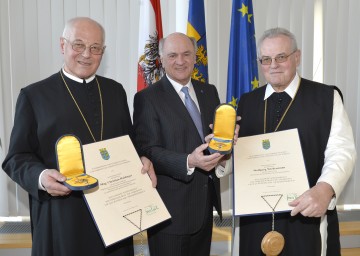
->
[258, 50, 298, 65]
[62, 37, 106, 55]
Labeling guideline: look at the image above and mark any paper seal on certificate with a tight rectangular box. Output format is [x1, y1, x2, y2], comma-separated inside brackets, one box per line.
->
[233, 128, 310, 216]
[82, 135, 171, 247]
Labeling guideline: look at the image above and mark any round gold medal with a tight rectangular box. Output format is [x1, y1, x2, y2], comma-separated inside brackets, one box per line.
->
[261, 231, 285, 256]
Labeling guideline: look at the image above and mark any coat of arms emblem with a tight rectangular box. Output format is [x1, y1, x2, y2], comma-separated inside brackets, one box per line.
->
[99, 148, 110, 160]
[262, 139, 270, 150]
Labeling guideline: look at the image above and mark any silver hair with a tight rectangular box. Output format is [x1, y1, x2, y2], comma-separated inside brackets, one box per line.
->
[257, 27, 298, 56]
[62, 17, 105, 44]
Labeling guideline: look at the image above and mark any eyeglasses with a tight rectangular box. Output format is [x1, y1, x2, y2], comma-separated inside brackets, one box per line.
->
[62, 38, 105, 55]
[258, 50, 297, 65]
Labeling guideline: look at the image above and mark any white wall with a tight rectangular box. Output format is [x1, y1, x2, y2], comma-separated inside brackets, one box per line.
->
[0, 0, 359, 216]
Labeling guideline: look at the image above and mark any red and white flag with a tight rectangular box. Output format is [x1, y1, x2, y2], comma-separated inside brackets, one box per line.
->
[137, 0, 164, 91]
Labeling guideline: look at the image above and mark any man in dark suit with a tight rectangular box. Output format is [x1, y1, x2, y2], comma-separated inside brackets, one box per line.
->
[2, 17, 155, 256]
[133, 32, 228, 256]
[236, 27, 356, 255]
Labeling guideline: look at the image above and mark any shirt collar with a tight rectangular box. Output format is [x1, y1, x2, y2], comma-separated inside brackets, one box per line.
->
[264, 72, 300, 100]
[62, 68, 96, 84]
[166, 74, 192, 94]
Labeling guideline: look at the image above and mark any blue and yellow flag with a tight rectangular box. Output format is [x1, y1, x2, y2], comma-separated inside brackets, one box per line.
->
[227, 0, 259, 108]
[187, 0, 208, 83]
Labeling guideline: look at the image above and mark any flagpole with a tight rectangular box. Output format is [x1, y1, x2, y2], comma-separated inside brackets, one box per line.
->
[226, 0, 259, 254]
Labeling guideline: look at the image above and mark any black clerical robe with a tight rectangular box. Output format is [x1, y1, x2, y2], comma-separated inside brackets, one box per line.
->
[2, 72, 134, 256]
[237, 78, 339, 256]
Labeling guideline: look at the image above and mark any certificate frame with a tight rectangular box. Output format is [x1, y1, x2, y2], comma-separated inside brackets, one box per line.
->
[82, 135, 171, 247]
[233, 129, 309, 216]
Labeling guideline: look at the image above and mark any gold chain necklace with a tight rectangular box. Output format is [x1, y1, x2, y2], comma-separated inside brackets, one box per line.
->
[60, 71, 103, 142]
[263, 79, 301, 133]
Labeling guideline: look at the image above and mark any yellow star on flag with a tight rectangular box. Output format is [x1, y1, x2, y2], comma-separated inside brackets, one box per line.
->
[248, 13, 253, 23]
[238, 3, 248, 17]
[251, 76, 259, 90]
[229, 96, 238, 108]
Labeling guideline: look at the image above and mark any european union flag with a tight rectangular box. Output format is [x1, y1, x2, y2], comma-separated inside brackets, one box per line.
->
[187, 0, 208, 83]
[227, 0, 259, 108]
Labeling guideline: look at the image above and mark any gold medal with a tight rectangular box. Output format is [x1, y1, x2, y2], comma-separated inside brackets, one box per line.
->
[74, 176, 89, 184]
[261, 230, 285, 256]
[261, 194, 285, 255]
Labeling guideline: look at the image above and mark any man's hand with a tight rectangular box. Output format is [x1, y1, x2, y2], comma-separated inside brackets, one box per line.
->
[188, 143, 223, 171]
[140, 156, 157, 188]
[41, 169, 71, 196]
[289, 182, 335, 217]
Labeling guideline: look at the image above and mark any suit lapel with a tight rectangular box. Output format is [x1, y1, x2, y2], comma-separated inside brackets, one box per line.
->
[193, 79, 211, 138]
[160, 77, 190, 117]
[159, 77, 182, 105]
[160, 77, 199, 127]
[160, 76, 204, 142]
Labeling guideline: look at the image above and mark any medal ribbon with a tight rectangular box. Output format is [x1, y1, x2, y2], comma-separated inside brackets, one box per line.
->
[261, 194, 283, 231]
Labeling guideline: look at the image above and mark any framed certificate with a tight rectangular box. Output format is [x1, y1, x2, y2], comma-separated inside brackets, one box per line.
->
[82, 135, 171, 247]
[233, 129, 309, 216]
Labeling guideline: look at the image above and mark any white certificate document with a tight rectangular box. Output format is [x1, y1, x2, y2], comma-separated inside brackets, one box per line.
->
[233, 129, 309, 216]
[82, 135, 171, 247]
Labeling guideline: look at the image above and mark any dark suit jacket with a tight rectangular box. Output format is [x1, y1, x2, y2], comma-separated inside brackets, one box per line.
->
[133, 76, 222, 235]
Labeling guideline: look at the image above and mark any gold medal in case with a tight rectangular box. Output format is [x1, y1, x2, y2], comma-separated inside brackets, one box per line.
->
[56, 134, 98, 191]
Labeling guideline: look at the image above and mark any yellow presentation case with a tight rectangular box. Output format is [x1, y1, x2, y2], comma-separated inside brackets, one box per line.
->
[55, 135, 98, 191]
[208, 104, 237, 155]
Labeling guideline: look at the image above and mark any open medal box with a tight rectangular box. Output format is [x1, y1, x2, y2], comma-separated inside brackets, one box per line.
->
[55, 134, 98, 191]
[208, 104, 237, 155]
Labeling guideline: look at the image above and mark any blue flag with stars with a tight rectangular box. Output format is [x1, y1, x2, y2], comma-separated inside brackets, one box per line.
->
[227, 0, 259, 108]
[187, 0, 208, 83]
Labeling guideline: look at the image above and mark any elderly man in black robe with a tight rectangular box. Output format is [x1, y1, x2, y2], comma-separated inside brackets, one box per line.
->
[236, 27, 356, 256]
[2, 17, 155, 256]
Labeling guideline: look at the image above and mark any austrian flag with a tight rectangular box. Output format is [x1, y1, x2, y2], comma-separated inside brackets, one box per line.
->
[137, 0, 164, 91]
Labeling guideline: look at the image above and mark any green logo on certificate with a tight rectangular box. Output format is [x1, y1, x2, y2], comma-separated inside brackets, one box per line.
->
[99, 148, 110, 160]
[287, 193, 298, 201]
[145, 204, 159, 215]
[262, 139, 270, 150]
